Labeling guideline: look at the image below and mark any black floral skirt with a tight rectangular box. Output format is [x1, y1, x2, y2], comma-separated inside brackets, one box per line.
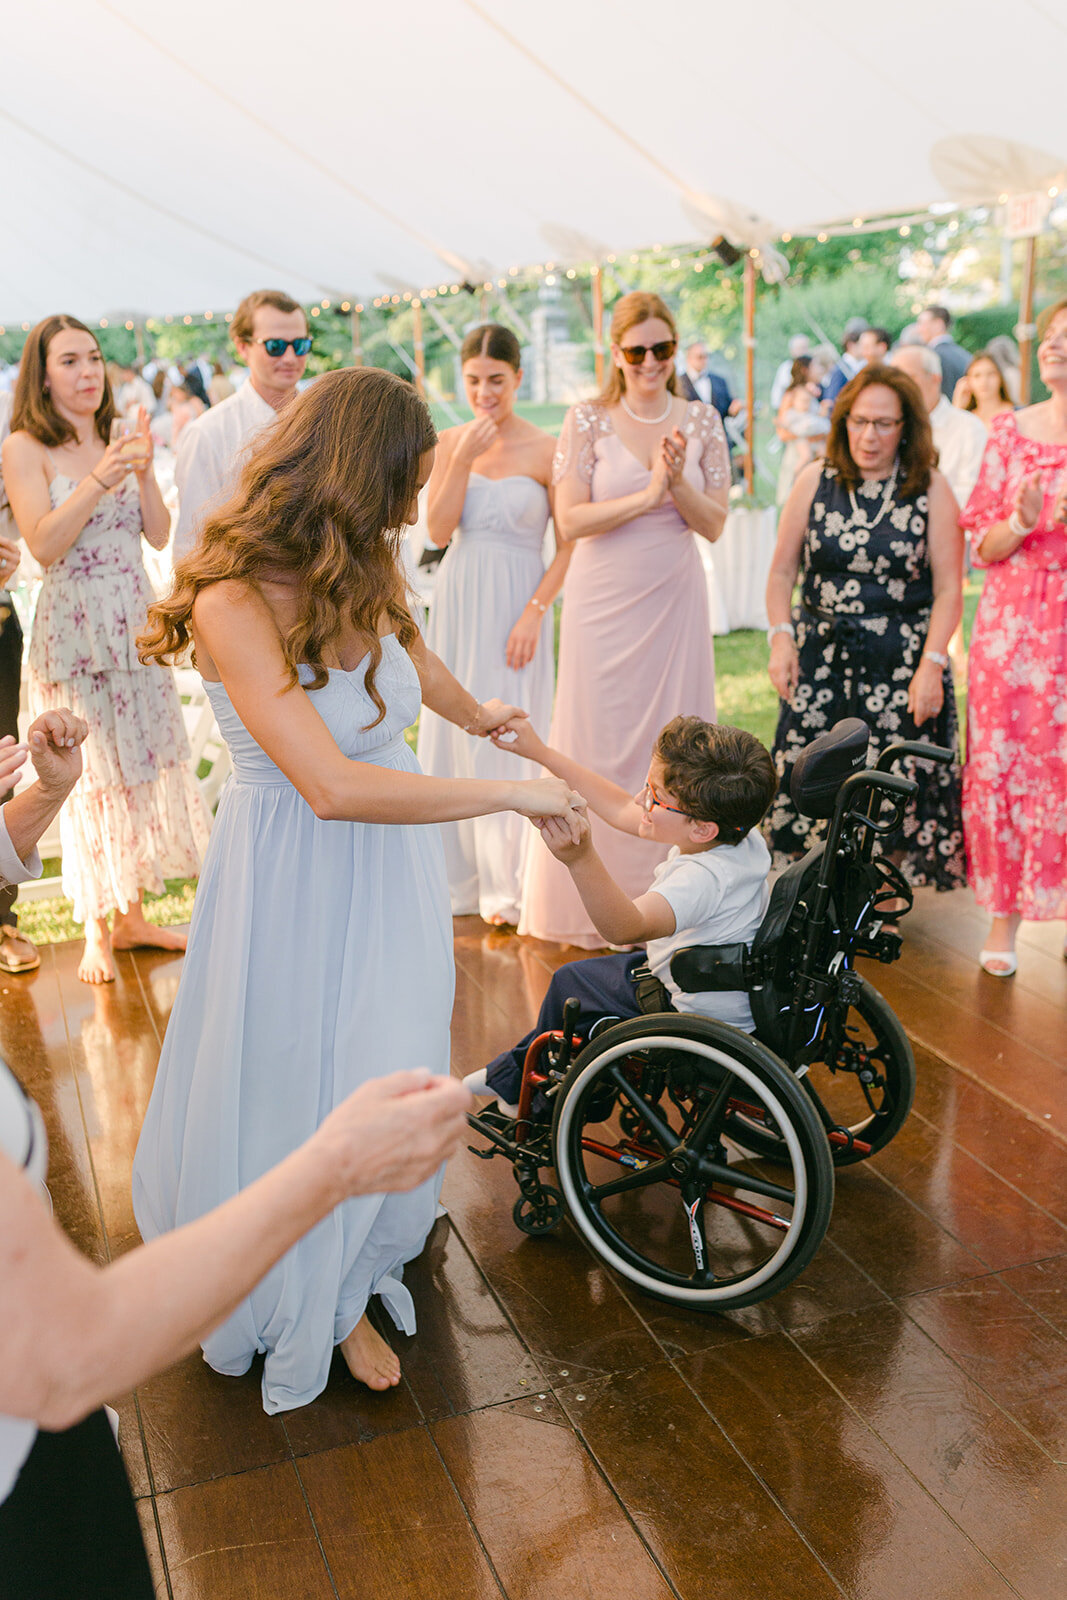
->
[765, 607, 966, 890]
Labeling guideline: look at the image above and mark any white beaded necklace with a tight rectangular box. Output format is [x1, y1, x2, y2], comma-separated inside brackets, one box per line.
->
[848, 464, 899, 530]
[620, 394, 672, 424]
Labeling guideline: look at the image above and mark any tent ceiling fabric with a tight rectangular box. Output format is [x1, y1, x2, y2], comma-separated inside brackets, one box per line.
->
[3, 0, 1065, 322]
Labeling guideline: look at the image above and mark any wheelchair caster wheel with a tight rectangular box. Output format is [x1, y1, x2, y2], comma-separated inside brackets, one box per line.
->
[512, 1187, 564, 1236]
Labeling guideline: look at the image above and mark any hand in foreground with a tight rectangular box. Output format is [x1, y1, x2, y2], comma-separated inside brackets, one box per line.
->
[512, 777, 585, 825]
[0, 737, 28, 794]
[537, 807, 591, 864]
[470, 698, 529, 737]
[1013, 470, 1043, 530]
[27, 709, 88, 798]
[906, 658, 945, 728]
[490, 717, 545, 762]
[315, 1070, 473, 1198]
[0, 533, 21, 589]
[130, 405, 156, 477]
[504, 607, 543, 671]
[768, 635, 800, 701]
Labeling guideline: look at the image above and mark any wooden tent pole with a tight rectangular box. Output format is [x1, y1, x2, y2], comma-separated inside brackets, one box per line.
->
[1018, 236, 1037, 406]
[350, 305, 363, 367]
[412, 300, 426, 398]
[592, 264, 604, 388]
[743, 251, 756, 495]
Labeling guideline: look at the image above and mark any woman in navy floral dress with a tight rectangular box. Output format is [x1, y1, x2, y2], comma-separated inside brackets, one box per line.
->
[764, 365, 966, 890]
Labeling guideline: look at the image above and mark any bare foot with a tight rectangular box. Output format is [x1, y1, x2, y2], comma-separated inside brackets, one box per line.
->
[79, 919, 116, 984]
[110, 912, 188, 954]
[339, 1314, 401, 1391]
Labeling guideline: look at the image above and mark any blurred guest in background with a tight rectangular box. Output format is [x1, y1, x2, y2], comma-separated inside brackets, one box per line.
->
[954, 351, 1015, 430]
[774, 356, 830, 505]
[858, 327, 891, 367]
[824, 318, 869, 403]
[891, 344, 987, 510]
[917, 306, 970, 397]
[770, 334, 812, 410]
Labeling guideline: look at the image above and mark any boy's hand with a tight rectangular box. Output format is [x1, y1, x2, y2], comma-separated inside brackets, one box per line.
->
[491, 717, 545, 762]
[537, 806, 591, 864]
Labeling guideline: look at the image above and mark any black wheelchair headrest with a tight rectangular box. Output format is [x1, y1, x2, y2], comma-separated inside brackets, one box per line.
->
[789, 718, 870, 820]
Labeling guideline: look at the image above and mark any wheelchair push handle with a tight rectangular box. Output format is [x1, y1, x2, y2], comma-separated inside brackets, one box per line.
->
[875, 740, 954, 773]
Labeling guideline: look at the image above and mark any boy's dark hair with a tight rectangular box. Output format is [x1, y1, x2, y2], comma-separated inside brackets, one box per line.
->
[654, 717, 776, 846]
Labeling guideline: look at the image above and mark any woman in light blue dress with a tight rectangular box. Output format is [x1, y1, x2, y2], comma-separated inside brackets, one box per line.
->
[132, 369, 582, 1413]
[419, 325, 570, 924]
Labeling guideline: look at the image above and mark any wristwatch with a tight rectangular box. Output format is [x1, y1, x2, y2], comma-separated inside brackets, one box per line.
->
[767, 622, 796, 645]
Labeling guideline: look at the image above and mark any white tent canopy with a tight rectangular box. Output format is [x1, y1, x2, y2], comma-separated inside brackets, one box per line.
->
[3, 0, 1065, 324]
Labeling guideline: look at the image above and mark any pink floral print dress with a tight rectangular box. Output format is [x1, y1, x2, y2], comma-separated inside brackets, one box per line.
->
[959, 413, 1067, 920]
[28, 473, 210, 923]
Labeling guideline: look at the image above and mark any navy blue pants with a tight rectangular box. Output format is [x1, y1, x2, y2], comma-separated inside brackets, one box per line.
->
[485, 951, 647, 1105]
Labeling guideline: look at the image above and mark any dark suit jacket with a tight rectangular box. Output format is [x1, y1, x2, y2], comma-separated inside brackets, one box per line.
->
[931, 337, 970, 399]
[678, 371, 733, 430]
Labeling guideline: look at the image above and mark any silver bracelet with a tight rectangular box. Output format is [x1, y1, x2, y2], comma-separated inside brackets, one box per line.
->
[923, 649, 949, 668]
[1008, 511, 1036, 540]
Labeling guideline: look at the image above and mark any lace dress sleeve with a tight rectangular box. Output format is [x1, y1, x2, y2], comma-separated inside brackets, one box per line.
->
[686, 403, 730, 488]
[959, 414, 1013, 559]
[551, 403, 600, 488]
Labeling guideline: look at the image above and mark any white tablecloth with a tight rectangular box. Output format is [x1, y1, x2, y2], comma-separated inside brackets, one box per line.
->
[699, 506, 778, 635]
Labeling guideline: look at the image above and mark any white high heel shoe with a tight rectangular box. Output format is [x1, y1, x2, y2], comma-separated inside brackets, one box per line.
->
[978, 948, 1017, 977]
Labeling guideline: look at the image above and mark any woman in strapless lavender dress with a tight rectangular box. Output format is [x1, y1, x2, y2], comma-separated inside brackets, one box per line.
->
[520, 293, 730, 948]
[419, 325, 570, 925]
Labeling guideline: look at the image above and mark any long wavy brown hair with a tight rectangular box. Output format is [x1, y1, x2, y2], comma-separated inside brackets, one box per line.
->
[825, 364, 937, 496]
[12, 315, 117, 446]
[598, 292, 679, 405]
[138, 367, 436, 726]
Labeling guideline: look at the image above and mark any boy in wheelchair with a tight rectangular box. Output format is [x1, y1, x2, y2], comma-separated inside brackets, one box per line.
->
[465, 715, 778, 1116]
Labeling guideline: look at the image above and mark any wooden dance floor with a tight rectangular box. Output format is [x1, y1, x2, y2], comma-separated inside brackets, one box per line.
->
[6, 891, 1065, 1598]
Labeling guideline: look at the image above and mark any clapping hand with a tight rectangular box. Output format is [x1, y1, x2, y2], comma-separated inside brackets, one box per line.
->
[660, 428, 687, 489]
[1051, 474, 1067, 526]
[26, 709, 88, 799]
[1013, 470, 1043, 531]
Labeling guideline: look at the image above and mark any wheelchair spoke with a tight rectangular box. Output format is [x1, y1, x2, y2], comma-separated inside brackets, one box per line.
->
[694, 1158, 797, 1208]
[605, 1066, 678, 1154]
[587, 1157, 673, 1202]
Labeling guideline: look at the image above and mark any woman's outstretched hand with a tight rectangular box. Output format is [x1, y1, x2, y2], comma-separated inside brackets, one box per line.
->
[512, 778, 585, 831]
[468, 699, 529, 737]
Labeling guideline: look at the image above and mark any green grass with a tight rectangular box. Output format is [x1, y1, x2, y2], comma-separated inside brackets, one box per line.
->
[20, 578, 984, 945]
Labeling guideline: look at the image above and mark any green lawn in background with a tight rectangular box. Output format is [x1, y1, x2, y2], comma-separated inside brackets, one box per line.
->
[18, 577, 984, 946]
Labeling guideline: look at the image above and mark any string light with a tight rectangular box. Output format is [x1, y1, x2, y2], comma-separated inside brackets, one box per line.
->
[225, 313, 233, 322]
[182, 315, 192, 325]
[899, 225, 911, 236]
[450, 284, 460, 294]
[125, 320, 134, 330]
[853, 217, 863, 228]
[544, 274, 557, 285]
[566, 268, 577, 279]
[670, 257, 680, 268]
[321, 298, 331, 308]
[693, 261, 703, 271]
[311, 306, 320, 315]
[781, 233, 792, 243]
[1050, 186, 1060, 198]
[203, 310, 213, 320]
[998, 193, 1008, 203]
[817, 232, 828, 243]
[402, 292, 412, 302]
[340, 300, 351, 312]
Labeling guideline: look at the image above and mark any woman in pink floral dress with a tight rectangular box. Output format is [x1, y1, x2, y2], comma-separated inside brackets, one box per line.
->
[2, 316, 209, 983]
[959, 298, 1067, 975]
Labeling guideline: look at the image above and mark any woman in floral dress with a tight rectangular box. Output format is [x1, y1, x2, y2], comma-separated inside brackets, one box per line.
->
[765, 364, 966, 889]
[958, 299, 1067, 975]
[2, 315, 209, 983]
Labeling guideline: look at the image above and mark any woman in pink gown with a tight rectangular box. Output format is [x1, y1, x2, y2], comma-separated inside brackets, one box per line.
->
[520, 293, 730, 947]
[959, 298, 1067, 975]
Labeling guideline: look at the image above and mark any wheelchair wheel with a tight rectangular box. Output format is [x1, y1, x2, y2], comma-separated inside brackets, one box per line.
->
[551, 1015, 834, 1310]
[747, 976, 915, 1167]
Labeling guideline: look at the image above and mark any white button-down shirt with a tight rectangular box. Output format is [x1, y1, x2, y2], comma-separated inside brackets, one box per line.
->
[930, 395, 988, 511]
[172, 379, 277, 561]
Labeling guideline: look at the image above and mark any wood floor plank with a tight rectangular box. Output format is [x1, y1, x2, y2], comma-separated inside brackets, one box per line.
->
[998, 1254, 1067, 1337]
[904, 1277, 1067, 1462]
[433, 1396, 674, 1600]
[135, 1352, 290, 1495]
[154, 1460, 335, 1599]
[398, 1216, 546, 1422]
[826, 1162, 989, 1298]
[281, 1345, 424, 1458]
[867, 1113, 1067, 1272]
[298, 1429, 502, 1600]
[793, 1303, 1067, 1600]
[135, 1497, 170, 1599]
[678, 1331, 1020, 1599]
[555, 1362, 840, 1600]
[442, 1140, 665, 1384]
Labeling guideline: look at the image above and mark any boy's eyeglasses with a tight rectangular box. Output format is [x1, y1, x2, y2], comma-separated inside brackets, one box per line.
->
[620, 340, 677, 365]
[640, 779, 688, 816]
[254, 337, 313, 357]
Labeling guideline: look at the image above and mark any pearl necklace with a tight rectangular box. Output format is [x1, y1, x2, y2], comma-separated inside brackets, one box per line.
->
[620, 394, 672, 424]
[848, 465, 899, 530]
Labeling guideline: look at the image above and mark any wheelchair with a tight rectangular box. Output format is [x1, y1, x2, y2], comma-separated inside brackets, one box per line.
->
[467, 719, 953, 1312]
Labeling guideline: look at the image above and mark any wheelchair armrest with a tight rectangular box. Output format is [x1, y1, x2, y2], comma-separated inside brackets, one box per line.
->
[669, 943, 749, 994]
[875, 741, 954, 772]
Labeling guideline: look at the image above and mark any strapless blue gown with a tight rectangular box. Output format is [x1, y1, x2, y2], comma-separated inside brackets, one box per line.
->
[132, 635, 453, 1413]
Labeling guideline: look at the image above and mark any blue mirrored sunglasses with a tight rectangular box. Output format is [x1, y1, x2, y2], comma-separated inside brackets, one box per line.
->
[256, 337, 312, 357]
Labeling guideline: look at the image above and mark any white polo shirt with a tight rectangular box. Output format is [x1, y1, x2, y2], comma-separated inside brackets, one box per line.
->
[172, 378, 278, 561]
[930, 395, 988, 510]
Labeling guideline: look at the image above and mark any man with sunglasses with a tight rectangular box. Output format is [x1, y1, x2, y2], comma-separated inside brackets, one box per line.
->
[173, 289, 311, 561]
